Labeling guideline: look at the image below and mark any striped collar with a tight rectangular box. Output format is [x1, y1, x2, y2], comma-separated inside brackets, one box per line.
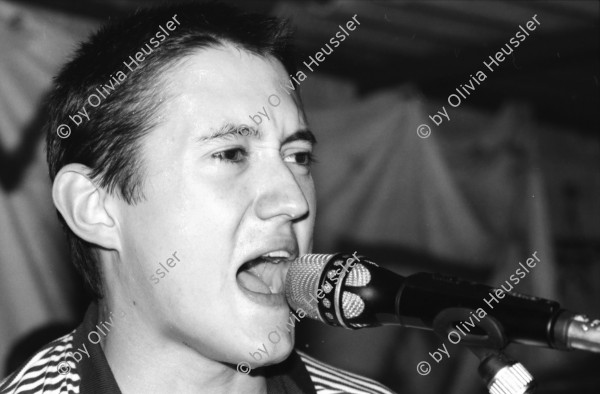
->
[1, 303, 395, 393]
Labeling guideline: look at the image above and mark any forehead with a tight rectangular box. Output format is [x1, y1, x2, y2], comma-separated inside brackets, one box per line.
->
[156, 45, 306, 128]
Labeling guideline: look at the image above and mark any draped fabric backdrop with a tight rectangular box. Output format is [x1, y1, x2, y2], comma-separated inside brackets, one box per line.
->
[0, 0, 97, 376]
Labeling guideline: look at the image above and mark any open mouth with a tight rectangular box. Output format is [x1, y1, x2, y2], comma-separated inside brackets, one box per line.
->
[236, 252, 291, 295]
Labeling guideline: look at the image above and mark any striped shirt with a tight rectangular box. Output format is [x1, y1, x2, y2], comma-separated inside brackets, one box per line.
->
[298, 352, 395, 394]
[1, 304, 395, 394]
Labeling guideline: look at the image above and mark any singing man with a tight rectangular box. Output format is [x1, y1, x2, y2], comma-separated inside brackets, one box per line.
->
[0, 3, 394, 393]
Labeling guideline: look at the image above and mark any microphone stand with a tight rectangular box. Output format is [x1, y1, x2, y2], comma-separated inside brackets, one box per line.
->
[468, 347, 535, 394]
[432, 307, 536, 393]
[430, 308, 600, 393]
[563, 314, 600, 353]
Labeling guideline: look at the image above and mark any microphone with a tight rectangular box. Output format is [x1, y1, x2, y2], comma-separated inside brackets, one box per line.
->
[285, 252, 600, 353]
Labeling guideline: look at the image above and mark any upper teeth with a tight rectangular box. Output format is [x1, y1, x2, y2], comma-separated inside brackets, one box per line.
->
[263, 250, 291, 259]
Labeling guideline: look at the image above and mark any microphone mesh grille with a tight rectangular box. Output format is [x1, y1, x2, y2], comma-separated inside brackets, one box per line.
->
[345, 263, 371, 287]
[285, 254, 333, 320]
[342, 291, 364, 319]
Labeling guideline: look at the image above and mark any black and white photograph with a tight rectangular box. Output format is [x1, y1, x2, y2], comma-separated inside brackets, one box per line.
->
[0, 0, 599, 393]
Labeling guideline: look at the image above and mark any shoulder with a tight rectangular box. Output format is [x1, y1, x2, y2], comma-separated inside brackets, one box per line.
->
[0, 331, 80, 394]
[297, 350, 397, 394]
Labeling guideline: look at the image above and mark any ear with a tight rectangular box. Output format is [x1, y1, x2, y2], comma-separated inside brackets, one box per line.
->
[52, 164, 121, 250]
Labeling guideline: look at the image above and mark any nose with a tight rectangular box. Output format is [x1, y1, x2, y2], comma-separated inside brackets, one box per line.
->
[254, 160, 311, 221]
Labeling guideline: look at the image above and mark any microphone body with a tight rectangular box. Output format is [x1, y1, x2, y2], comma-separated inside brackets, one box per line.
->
[285, 253, 599, 352]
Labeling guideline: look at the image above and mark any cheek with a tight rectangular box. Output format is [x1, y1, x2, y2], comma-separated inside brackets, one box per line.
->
[178, 166, 249, 216]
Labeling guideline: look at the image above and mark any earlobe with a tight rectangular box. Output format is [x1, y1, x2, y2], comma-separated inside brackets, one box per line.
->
[52, 164, 121, 250]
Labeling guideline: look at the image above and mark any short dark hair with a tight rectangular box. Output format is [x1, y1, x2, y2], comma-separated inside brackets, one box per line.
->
[46, 2, 297, 299]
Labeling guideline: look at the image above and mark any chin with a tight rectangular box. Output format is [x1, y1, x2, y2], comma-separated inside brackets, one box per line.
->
[265, 345, 294, 366]
[243, 321, 295, 369]
[259, 338, 295, 368]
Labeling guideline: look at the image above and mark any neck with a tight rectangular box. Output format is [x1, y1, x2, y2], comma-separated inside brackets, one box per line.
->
[98, 301, 268, 394]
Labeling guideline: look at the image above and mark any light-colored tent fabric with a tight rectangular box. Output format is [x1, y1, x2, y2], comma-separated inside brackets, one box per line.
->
[0, 0, 97, 376]
[309, 89, 494, 265]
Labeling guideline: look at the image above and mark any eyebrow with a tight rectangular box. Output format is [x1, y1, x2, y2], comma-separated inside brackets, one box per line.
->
[196, 122, 317, 146]
[282, 129, 317, 146]
[196, 123, 261, 142]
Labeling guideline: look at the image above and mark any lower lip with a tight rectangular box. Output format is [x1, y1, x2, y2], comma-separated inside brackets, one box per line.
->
[237, 281, 288, 307]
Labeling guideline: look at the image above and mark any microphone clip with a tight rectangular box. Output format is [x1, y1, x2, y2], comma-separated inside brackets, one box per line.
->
[432, 307, 536, 394]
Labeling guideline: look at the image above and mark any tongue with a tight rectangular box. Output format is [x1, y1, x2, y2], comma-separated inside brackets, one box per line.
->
[238, 270, 272, 294]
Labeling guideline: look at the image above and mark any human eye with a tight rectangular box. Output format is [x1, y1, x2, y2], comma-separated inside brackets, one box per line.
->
[283, 150, 316, 168]
[212, 147, 248, 164]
